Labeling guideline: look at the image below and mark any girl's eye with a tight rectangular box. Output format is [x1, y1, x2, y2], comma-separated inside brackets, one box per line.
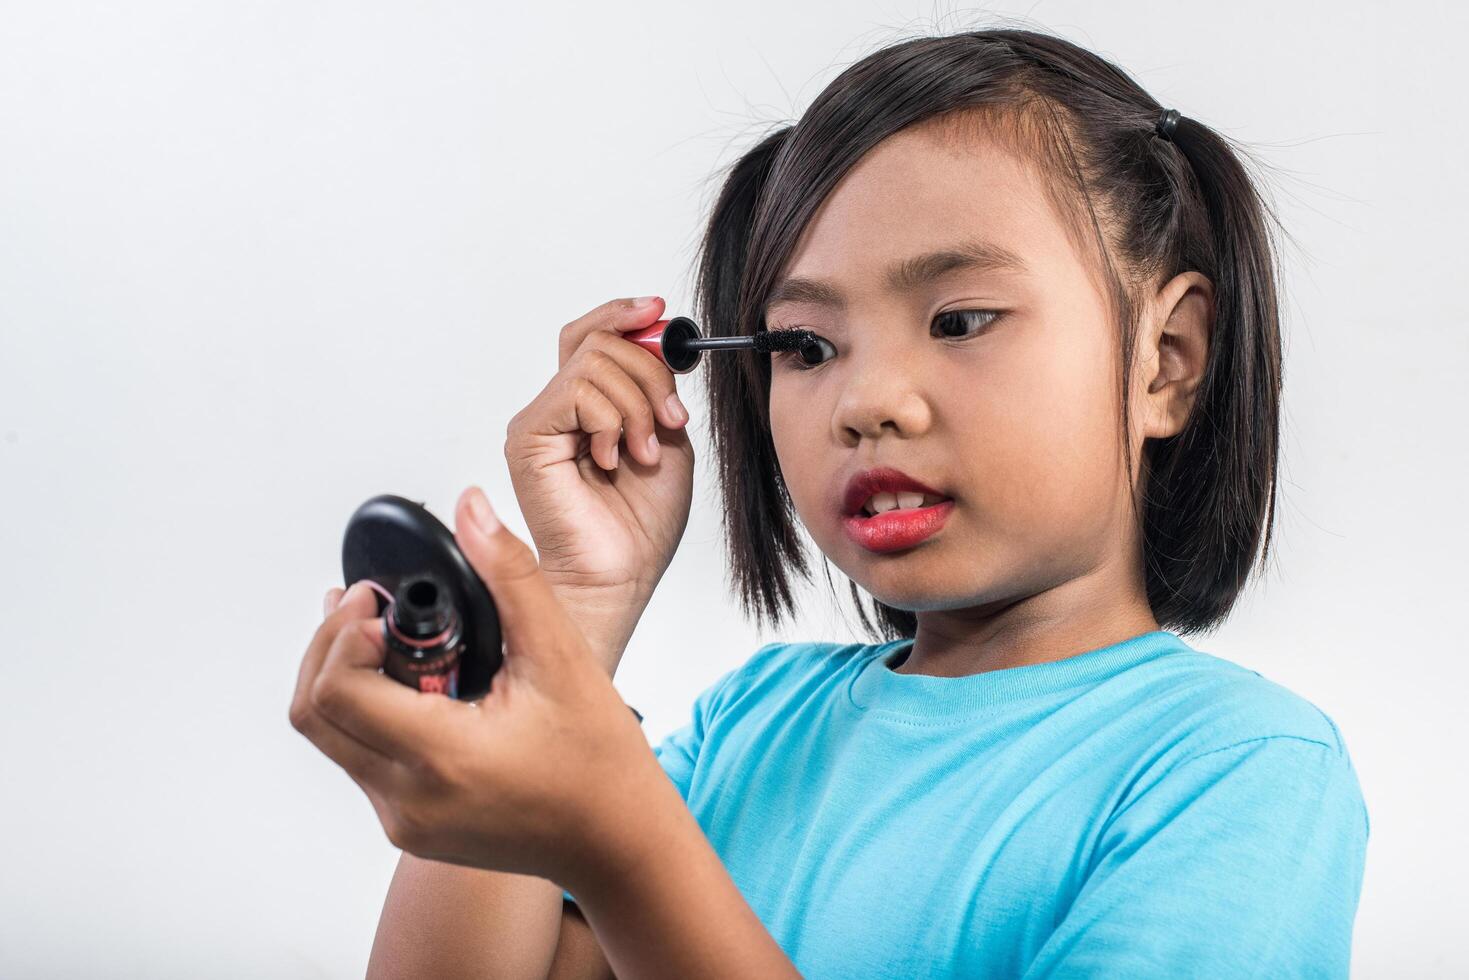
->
[778, 334, 837, 369]
[931, 309, 1001, 339]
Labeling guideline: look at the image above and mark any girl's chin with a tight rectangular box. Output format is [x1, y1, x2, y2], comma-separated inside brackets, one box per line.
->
[838, 567, 985, 614]
[864, 587, 1014, 616]
[834, 556, 1005, 611]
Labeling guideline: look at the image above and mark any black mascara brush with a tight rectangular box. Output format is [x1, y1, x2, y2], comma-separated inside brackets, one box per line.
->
[626, 316, 817, 374]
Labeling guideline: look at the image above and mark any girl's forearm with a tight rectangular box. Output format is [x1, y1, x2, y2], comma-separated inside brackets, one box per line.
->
[567, 772, 801, 980]
[367, 853, 564, 979]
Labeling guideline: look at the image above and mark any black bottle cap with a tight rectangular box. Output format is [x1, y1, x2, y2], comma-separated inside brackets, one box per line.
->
[392, 573, 454, 639]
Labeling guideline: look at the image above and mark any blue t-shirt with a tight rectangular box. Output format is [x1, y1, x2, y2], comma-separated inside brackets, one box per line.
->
[565, 630, 1369, 977]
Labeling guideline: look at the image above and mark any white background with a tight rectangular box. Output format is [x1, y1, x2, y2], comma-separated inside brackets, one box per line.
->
[2, 2, 1464, 976]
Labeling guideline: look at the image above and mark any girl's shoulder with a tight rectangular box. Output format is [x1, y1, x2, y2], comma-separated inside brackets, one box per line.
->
[1114, 643, 1372, 842]
[690, 639, 885, 724]
[1132, 642, 1354, 758]
[742, 638, 885, 675]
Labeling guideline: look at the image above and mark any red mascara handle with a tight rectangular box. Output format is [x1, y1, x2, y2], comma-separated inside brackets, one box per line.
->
[623, 316, 703, 374]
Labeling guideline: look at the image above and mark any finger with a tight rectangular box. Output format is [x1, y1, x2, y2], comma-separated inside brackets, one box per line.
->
[578, 329, 688, 431]
[290, 703, 407, 843]
[292, 581, 377, 726]
[454, 485, 575, 658]
[571, 349, 661, 467]
[337, 578, 383, 618]
[511, 355, 663, 471]
[539, 373, 631, 470]
[557, 296, 666, 369]
[558, 376, 624, 470]
[292, 693, 400, 789]
[292, 586, 407, 785]
[311, 614, 465, 760]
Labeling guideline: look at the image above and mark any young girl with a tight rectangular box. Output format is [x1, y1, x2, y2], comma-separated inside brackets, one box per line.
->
[293, 27, 1369, 978]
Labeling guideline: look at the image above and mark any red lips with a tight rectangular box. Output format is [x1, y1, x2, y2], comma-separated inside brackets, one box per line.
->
[839, 467, 956, 554]
[841, 467, 949, 516]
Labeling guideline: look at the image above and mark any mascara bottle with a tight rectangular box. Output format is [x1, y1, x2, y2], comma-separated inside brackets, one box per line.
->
[382, 572, 465, 697]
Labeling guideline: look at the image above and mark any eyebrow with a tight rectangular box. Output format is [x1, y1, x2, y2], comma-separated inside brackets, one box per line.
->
[763, 237, 1029, 313]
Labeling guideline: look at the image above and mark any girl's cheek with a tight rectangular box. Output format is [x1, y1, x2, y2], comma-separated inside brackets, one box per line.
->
[942, 328, 1119, 521]
[768, 379, 828, 524]
[1005, 346, 1125, 526]
[767, 378, 797, 476]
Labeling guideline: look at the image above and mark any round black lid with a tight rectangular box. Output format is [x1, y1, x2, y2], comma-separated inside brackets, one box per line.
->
[341, 494, 502, 699]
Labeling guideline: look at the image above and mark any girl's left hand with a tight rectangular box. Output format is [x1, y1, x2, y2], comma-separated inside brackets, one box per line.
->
[289, 484, 662, 890]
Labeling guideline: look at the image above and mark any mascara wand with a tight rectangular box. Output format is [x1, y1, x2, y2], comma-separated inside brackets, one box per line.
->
[625, 316, 817, 374]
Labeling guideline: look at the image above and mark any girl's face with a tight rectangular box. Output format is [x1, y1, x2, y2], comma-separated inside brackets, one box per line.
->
[766, 121, 1157, 615]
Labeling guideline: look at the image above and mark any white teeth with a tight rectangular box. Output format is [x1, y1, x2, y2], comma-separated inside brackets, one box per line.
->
[862, 491, 946, 516]
[868, 492, 898, 515]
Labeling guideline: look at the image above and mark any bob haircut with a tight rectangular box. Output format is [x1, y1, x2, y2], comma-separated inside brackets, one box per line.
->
[694, 28, 1286, 640]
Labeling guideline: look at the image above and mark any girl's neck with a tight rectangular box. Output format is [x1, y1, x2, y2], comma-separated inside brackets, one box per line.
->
[895, 571, 1161, 678]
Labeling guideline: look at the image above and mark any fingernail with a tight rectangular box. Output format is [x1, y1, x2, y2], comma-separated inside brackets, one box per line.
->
[665, 393, 688, 425]
[646, 433, 660, 460]
[608, 444, 619, 468]
[467, 486, 501, 535]
[323, 590, 336, 616]
[630, 295, 660, 308]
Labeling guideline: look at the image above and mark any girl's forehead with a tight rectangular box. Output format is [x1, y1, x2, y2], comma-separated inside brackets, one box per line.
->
[779, 132, 1079, 291]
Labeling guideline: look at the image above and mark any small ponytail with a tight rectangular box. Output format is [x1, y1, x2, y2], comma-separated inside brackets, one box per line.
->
[1139, 114, 1284, 633]
[695, 125, 812, 626]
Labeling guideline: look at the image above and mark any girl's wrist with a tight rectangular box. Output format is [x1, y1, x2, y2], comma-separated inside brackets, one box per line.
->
[559, 748, 692, 898]
[559, 757, 803, 978]
[544, 576, 653, 676]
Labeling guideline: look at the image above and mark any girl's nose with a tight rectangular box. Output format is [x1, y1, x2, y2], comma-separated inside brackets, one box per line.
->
[830, 352, 933, 446]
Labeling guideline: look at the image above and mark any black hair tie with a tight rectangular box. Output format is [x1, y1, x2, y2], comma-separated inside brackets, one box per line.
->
[1155, 108, 1182, 142]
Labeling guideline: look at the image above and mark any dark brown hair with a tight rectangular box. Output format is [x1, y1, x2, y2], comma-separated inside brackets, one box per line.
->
[694, 28, 1285, 639]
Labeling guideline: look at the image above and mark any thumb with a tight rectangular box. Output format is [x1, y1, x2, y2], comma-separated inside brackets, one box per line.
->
[452, 485, 574, 662]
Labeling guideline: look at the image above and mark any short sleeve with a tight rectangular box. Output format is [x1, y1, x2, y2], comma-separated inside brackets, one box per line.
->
[1023, 735, 1370, 979]
[562, 656, 751, 908]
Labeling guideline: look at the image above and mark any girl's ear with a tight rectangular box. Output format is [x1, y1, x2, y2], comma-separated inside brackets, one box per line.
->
[1139, 271, 1214, 440]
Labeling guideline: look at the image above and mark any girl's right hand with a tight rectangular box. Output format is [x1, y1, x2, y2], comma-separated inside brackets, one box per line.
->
[502, 297, 695, 674]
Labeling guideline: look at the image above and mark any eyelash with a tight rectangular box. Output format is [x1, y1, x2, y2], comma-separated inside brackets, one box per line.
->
[775, 309, 1004, 370]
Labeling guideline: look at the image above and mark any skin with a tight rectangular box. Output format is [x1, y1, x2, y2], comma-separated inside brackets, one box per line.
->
[765, 117, 1214, 676]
